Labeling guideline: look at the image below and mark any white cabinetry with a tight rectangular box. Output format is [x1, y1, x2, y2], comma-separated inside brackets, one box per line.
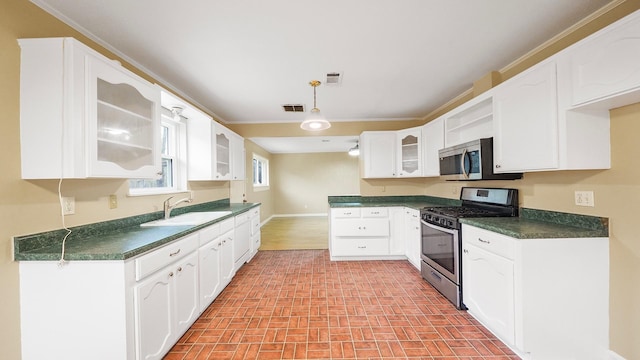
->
[198, 223, 222, 312]
[134, 234, 199, 360]
[493, 59, 559, 172]
[219, 225, 236, 287]
[234, 211, 252, 270]
[360, 131, 396, 178]
[389, 207, 406, 256]
[461, 224, 609, 359]
[462, 235, 515, 345]
[330, 207, 395, 259]
[396, 127, 423, 177]
[421, 117, 444, 177]
[361, 127, 424, 178]
[249, 206, 262, 258]
[18, 37, 161, 179]
[404, 208, 421, 270]
[563, 10, 640, 108]
[185, 116, 245, 181]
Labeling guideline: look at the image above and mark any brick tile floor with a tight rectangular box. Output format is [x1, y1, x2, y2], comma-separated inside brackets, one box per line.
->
[163, 250, 519, 359]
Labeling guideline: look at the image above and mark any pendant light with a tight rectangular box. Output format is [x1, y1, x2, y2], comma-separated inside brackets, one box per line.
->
[300, 80, 331, 131]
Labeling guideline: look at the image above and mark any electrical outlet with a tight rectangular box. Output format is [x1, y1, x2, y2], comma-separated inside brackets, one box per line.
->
[575, 191, 595, 207]
[62, 196, 75, 215]
[109, 194, 118, 209]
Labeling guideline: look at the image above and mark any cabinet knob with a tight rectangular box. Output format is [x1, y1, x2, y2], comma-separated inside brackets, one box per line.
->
[177, 267, 182, 272]
[495, 164, 501, 169]
[478, 238, 491, 244]
[169, 272, 174, 277]
[463, 249, 468, 254]
[169, 249, 181, 257]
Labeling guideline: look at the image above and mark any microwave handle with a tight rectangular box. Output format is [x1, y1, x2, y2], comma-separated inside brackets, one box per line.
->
[460, 149, 469, 179]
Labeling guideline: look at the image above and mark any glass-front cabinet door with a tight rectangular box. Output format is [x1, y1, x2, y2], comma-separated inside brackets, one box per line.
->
[214, 127, 231, 180]
[87, 55, 161, 178]
[397, 127, 423, 177]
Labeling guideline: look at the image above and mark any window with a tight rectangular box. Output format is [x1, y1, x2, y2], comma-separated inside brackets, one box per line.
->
[129, 109, 187, 195]
[252, 154, 269, 189]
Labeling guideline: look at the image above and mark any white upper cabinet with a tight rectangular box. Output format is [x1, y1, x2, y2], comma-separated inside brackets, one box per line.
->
[422, 117, 444, 177]
[360, 131, 396, 178]
[564, 10, 640, 108]
[182, 106, 245, 181]
[19, 37, 161, 179]
[493, 59, 559, 172]
[396, 127, 423, 177]
[361, 127, 425, 178]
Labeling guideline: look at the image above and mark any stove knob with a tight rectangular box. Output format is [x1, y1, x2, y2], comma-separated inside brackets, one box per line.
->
[448, 220, 454, 227]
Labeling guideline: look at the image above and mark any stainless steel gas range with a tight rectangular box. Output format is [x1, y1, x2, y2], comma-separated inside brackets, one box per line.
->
[419, 187, 518, 309]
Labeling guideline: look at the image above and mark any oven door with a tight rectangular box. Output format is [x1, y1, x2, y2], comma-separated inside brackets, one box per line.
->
[420, 220, 460, 285]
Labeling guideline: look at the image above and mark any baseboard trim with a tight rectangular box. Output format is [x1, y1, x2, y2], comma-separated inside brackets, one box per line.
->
[272, 213, 328, 218]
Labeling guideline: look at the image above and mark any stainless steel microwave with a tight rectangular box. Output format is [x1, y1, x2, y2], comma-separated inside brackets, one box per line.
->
[438, 138, 522, 181]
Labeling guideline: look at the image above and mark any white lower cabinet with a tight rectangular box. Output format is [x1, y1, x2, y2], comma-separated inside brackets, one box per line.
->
[461, 224, 609, 359]
[331, 206, 421, 265]
[234, 212, 252, 270]
[134, 235, 200, 360]
[404, 208, 421, 270]
[249, 206, 261, 258]
[18, 208, 264, 360]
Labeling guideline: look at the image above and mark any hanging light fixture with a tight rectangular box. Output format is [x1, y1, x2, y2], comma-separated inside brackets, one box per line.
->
[348, 142, 360, 156]
[300, 80, 331, 131]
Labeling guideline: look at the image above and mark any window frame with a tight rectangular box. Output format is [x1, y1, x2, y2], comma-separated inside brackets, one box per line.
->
[252, 153, 269, 190]
[128, 109, 188, 196]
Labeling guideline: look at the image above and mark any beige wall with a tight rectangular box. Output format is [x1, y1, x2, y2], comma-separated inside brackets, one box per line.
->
[271, 152, 359, 215]
[243, 140, 275, 222]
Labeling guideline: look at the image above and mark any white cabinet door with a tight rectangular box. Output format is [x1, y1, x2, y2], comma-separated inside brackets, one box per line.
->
[213, 125, 232, 180]
[234, 213, 252, 270]
[422, 118, 444, 177]
[493, 59, 559, 172]
[568, 10, 640, 106]
[404, 208, 421, 270]
[397, 127, 423, 177]
[186, 115, 215, 181]
[135, 267, 174, 360]
[388, 207, 406, 256]
[462, 242, 515, 346]
[198, 239, 222, 312]
[86, 53, 161, 178]
[174, 252, 199, 335]
[361, 131, 396, 178]
[220, 230, 235, 287]
[230, 132, 246, 180]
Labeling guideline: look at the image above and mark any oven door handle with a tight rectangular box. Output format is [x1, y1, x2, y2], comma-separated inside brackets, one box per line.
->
[421, 220, 458, 235]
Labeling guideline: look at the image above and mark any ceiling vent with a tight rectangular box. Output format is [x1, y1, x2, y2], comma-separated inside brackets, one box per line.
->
[325, 72, 342, 86]
[282, 104, 305, 112]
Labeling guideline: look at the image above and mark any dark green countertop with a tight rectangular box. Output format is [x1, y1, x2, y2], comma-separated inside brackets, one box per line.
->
[328, 195, 461, 210]
[14, 199, 260, 262]
[460, 208, 608, 239]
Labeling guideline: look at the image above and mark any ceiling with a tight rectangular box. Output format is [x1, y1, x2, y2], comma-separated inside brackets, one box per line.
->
[251, 136, 359, 154]
[31, 0, 613, 153]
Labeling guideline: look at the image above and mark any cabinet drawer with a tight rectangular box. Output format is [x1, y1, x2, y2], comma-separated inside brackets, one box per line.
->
[249, 207, 260, 218]
[332, 208, 361, 218]
[462, 225, 514, 260]
[235, 211, 251, 225]
[362, 207, 388, 217]
[332, 218, 389, 237]
[251, 216, 260, 235]
[136, 233, 199, 281]
[219, 218, 234, 234]
[199, 223, 221, 246]
[332, 237, 389, 256]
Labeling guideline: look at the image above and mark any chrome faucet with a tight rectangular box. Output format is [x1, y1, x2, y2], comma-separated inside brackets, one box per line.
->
[163, 195, 193, 219]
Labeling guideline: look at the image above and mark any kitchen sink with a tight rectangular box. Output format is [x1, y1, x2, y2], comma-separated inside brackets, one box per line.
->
[140, 211, 232, 227]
